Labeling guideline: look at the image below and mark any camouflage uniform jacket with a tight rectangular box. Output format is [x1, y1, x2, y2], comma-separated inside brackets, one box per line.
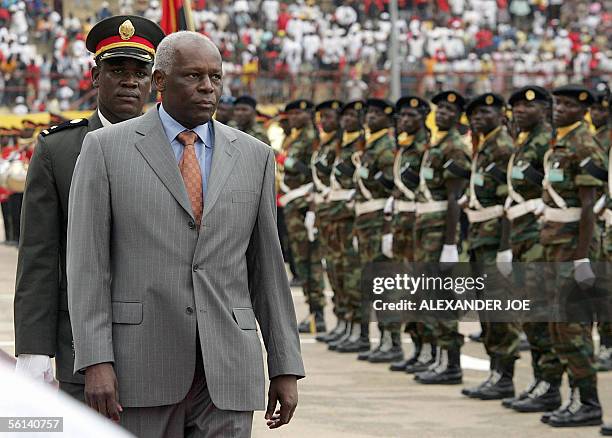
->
[415, 128, 470, 230]
[595, 125, 610, 154]
[328, 130, 363, 221]
[353, 129, 396, 203]
[466, 126, 514, 250]
[242, 122, 271, 145]
[540, 121, 605, 248]
[507, 122, 552, 244]
[282, 126, 318, 210]
[311, 131, 340, 217]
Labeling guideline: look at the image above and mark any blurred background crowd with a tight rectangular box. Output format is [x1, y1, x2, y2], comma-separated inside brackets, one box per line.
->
[0, 0, 611, 112]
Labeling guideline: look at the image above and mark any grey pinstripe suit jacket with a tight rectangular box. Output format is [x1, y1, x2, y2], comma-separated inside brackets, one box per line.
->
[66, 107, 305, 410]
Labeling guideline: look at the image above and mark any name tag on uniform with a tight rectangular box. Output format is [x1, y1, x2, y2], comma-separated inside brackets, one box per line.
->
[511, 167, 524, 180]
[473, 172, 484, 186]
[284, 157, 295, 169]
[358, 167, 369, 179]
[422, 167, 434, 180]
[548, 168, 564, 182]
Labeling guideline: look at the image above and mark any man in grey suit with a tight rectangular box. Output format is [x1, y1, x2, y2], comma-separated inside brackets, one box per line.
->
[67, 31, 305, 438]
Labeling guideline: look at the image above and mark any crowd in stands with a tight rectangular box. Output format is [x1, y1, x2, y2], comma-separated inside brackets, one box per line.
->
[0, 0, 611, 110]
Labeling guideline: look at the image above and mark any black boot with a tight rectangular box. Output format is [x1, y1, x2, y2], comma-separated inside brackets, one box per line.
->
[390, 339, 421, 371]
[502, 379, 539, 409]
[475, 357, 515, 400]
[415, 347, 462, 384]
[328, 322, 352, 351]
[405, 343, 436, 373]
[369, 330, 403, 363]
[462, 357, 495, 398]
[601, 424, 612, 436]
[336, 323, 370, 353]
[541, 387, 574, 424]
[298, 315, 311, 333]
[358, 329, 383, 361]
[548, 386, 602, 427]
[512, 380, 562, 413]
[316, 319, 346, 343]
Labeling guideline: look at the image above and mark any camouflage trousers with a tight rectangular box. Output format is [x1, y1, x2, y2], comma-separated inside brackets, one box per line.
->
[470, 245, 521, 365]
[284, 201, 326, 311]
[600, 228, 612, 346]
[544, 243, 597, 390]
[355, 211, 400, 332]
[320, 210, 362, 322]
[413, 224, 463, 350]
[512, 239, 564, 384]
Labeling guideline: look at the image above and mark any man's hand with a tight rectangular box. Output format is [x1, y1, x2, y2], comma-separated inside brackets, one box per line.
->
[265, 375, 298, 429]
[15, 354, 54, 383]
[84, 363, 122, 423]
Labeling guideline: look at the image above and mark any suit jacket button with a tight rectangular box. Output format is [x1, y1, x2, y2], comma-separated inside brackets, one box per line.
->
[192, 264, 199, 272]
[188, 220, 195, 229]
[186, 306, 194, 314]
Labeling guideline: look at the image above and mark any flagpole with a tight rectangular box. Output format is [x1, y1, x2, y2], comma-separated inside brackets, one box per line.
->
[183, 0, 195, 31]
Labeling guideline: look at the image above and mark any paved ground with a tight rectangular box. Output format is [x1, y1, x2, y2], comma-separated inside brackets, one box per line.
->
[0, 241, 610, 437]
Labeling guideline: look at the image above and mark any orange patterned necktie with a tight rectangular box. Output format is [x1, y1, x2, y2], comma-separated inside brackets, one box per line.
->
[177, 130, 203, 226]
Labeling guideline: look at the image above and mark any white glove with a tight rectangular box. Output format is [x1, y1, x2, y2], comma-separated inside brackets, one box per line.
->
[383, 196, 394, 215]
[382, 233, 394, 258]
[352, 235, 359, 252]
[304, 211, 317, 242]
[534, 202, 545, 217]
[496, 249, 513, 277]
[574, 258, 596, 289]
[440, 244, 459, 263]
[15, 354, 54, 383]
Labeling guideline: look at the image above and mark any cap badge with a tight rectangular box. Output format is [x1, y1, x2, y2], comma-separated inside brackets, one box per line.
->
[384, 106, 393, 114]
[410, 98, 418, 107]
[526, 90, 535, 101]
[448, 93, 456, 103]
[299, 101, 307, 110]
[119, 19, 135, 41]
[331, 101, 339, 109]
[355, 102, 363, 110]
[579, 92, 588, 101]
[485, 95, 494, 105]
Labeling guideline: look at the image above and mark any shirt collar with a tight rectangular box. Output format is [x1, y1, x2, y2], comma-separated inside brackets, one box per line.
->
[158, 103, 213, 148]
[98, 109, 112, 127]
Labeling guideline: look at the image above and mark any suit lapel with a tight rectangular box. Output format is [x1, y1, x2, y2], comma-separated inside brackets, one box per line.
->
[87, 112, 103, 132]
[201, 120, 238, 222]
[134, 108, 194, 220]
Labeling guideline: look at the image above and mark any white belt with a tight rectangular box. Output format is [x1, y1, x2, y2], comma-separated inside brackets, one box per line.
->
[505, 198, 544, 221]
[603, 209, 612, 228]
[278, 183, 313, 207]
[465, 205, 504, 223]
[313, 193, 326, 205]
[355, 199, 387, 216]
[416, 200, 448, 215]
[328, 189, 355, 202]
[394, 200, 417, 213]
[543, 206, 582, 223]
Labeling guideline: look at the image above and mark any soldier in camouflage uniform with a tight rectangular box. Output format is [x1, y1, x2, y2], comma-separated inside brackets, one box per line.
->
[309, 100, 345, 341]
[384, 96, 434, 372]
[413, 91, 470, 384]
[324, 101, 371, 353]
[460, 93, 522, 400]
[500, 86, 564, 413]
[352, 98, 403, 363]
[539, 85, 604, 428]
[280, 99, 326, 333]
[233, 95, 271, 145]
[592, 89, 610, 153]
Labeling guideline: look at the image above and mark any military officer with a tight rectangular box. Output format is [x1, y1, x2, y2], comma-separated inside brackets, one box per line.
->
[501, 86, 565, 413]
[13, 15, 165, 402]
[309, 100, 344, 341]
[351, 98, 403, 363]
[385, 96, 433, 372]
[328, 101, 370, 353]
[460, 93, 521, 400]
[413, 90, 470, 384]
[233, 95, 271, 145]
[539, 85, 604, 428]
[279, 99, 327, 333]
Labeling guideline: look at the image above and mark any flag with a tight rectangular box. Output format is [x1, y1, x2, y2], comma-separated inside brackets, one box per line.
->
[160, 0, 195, 34]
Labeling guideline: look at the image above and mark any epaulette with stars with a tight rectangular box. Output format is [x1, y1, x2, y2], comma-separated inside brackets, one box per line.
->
[40, 118, 88, 137]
